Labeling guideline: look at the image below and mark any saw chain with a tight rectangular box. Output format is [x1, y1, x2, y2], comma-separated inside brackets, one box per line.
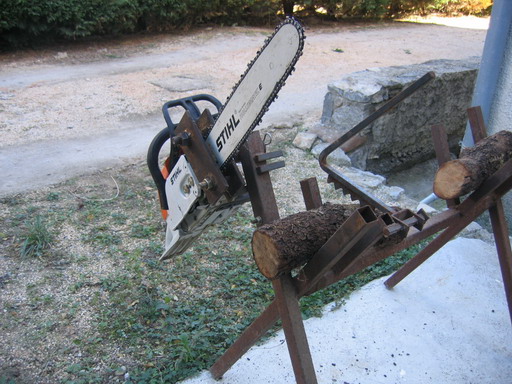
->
[207, 17, 305, 169]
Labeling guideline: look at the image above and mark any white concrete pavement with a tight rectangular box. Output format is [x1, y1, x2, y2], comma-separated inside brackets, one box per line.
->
[181, 237, 512, 384]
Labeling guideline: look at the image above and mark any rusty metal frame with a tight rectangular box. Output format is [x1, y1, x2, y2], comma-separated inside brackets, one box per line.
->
[210, 105, 512, 383]
[319, 72, 436, 213]
[385, 106, 512, 323]
[174, 111, 229, 204]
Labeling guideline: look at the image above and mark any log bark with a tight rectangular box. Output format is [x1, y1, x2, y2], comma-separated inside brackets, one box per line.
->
[433, 130, 512, 200]
[252, 203, 357, 279]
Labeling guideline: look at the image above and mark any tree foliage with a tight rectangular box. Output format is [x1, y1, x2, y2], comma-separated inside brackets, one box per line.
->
[0, 0, 492, 49]
[0, 0, 282, 48]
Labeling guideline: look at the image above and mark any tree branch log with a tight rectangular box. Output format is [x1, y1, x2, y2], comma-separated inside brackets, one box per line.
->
[252, 203, 357, 279]
[434, 130, 512, 200]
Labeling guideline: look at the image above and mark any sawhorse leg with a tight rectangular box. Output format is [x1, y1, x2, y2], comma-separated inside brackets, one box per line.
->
[210, 276, 318, 383]
[273, 274, 317, 384]
[210, 132, 319, 383]
[210, 300, 280, 379]
[489, 199, 512, 323]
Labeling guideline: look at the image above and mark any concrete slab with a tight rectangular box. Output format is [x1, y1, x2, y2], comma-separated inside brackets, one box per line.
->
[180, 237, 512, 384]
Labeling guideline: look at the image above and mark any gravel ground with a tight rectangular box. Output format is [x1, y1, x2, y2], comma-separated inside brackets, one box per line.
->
[0, 16, 488, 196]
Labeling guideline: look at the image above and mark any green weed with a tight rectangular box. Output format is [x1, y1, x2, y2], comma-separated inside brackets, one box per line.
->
[0, 376, 17, 384]
[111, 212, 128, 225]
[19, 215, 54, 258]
[46, 191, 60, 201]
[131, 223, 159, 239]
[83, 224, 120, 246]
[0, 195, 22, 206]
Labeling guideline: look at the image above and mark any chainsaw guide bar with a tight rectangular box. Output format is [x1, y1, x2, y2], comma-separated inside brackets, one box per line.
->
[205, 17, 305, 169]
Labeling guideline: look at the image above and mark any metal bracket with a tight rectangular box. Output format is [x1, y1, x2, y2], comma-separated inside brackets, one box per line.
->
[254, 150, 285, 174]
[174, 111, 229, 205]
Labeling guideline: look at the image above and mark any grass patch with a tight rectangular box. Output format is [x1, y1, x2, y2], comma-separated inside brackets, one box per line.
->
[19, 215, 55, 258]
[0, 161, 431, 383]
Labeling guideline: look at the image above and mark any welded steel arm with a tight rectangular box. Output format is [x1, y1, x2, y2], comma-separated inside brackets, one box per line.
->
[319, 71, 436, 213]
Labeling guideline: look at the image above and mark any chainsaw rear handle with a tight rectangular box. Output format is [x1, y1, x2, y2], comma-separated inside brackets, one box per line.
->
[147, 94, 223, 211]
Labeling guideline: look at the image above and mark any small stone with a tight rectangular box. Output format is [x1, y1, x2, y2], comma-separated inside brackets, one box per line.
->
[115, 366, 126, 376]
[459, 221, 494, 243]
[341, 167, 386, 189]
[293, 132, 317, 150]
[0, 93, 14, 101]
[461, 221, 483, 234]
[267, 121, 295, 130]
[311, 143, 351, 167]
[387, 185, 404, 200]
[55, 52, 68, 59]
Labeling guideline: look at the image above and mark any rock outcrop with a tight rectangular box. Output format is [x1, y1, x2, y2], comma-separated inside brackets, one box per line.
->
[318, 58, 480, 174]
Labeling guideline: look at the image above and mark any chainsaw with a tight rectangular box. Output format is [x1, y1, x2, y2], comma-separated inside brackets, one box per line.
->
[147, 18, 305, 260]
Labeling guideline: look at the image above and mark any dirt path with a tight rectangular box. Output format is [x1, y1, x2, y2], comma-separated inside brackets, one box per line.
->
[0, 18, 488, 196]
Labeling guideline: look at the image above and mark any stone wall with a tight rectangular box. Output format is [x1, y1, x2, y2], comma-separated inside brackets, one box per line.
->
[318, 59, 480, 175]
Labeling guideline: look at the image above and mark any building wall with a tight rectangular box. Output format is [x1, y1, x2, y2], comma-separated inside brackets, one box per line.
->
[488, 22, 512, 135]
[491, 22, 512, 233]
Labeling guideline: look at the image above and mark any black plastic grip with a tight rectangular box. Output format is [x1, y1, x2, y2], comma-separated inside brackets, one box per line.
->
[147, 127, 173, 210]
[147, 94, 223, 212]
[161, 94, 222, 134]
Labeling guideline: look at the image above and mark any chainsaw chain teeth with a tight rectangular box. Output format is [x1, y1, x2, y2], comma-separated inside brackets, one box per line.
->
[205, 17, 305, 170]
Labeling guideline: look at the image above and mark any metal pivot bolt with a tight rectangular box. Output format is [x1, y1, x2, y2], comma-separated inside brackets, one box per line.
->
[199, 177, 214, 191]
[182, 176, 194, 195]
[172, 132, 191, 146]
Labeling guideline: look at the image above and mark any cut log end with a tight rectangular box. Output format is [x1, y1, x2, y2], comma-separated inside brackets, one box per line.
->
[433, 160, 472, 200]
[252, 231, 281, 279]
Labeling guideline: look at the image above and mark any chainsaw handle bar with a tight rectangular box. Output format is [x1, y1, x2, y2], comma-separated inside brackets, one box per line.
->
[147, 127, 172, 210]
[319, 71, 436, 213]
[161, 94, 223, 135]
[147, 94, 223, 211]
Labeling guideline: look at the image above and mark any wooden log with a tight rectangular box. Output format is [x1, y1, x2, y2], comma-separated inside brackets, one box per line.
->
[433, 130, 512, 200]
[252, 203, 357, 279]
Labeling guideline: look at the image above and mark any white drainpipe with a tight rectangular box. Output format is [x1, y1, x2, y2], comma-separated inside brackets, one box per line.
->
[462, 0, 512, 148]
[420, 1, 512, 209]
